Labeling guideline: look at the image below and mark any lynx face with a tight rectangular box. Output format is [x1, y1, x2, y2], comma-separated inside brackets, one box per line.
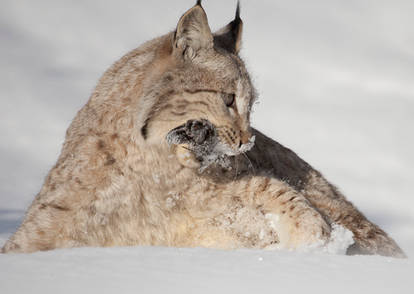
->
[140, 3, 256, 159]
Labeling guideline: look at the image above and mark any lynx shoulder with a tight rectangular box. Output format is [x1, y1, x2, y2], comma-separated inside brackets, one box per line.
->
[2, 2, 404, 258]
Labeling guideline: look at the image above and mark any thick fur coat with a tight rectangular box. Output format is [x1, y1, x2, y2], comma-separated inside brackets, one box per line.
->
[2, 2, 405, 257]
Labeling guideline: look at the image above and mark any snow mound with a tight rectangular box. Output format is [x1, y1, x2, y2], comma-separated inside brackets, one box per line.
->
[298, 223, 355, 255]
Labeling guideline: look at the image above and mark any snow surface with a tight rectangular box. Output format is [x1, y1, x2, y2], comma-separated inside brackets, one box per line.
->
[1, 0, 414, 293]
[1, 246, 412, 294]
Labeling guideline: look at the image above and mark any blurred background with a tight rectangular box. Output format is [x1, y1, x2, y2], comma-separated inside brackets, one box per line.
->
[0, 0, 413, 255]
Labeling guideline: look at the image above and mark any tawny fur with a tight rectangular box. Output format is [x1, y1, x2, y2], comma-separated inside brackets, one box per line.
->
[2, 3, 405, 257]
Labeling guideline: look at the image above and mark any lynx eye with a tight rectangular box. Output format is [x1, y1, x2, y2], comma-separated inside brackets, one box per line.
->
[222, 93, 235, 108]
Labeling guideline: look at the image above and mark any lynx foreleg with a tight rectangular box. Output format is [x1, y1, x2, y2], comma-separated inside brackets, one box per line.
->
[242, 177, 331, 249]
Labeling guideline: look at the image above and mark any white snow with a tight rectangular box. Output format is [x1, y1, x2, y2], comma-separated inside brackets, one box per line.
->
[322, 223, 355, 255]
[1, 246, 412, 294]
[1, 0, 414, 293]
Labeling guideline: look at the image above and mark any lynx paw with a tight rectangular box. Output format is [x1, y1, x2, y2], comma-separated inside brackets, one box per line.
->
[272, 207, 331, 250]
[289, 209, 331, 248]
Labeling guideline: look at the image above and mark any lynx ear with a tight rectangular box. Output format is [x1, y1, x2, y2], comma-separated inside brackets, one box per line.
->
[214, 1, 243, 54]
[174, 3, 213, 60]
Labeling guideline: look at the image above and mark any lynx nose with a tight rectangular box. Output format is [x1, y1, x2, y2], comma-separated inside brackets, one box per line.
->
[239, 131, 252, 146]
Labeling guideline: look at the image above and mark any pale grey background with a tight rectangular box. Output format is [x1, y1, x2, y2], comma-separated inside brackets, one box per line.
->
[0, 0, 413, 255]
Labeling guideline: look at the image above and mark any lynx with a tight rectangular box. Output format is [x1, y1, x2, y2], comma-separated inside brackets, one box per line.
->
[2, 1, 405, 257]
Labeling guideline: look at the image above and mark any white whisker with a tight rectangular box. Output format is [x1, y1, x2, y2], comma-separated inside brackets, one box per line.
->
[242, 152, 256, 174]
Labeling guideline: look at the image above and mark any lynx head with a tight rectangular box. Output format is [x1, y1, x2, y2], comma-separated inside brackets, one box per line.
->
[139, 1, 256, 158]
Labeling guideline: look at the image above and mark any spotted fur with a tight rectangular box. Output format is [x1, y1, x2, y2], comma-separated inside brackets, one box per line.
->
[2, 2, 404, 257]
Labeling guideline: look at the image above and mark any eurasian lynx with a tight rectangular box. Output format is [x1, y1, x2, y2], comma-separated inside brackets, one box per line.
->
[2, 2, 405, 257]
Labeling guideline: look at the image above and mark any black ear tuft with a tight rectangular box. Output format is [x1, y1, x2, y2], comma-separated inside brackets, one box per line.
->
[235, 0, 241, 21]
[196, 0, 202, 6]
[213, 1, 243, 54]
